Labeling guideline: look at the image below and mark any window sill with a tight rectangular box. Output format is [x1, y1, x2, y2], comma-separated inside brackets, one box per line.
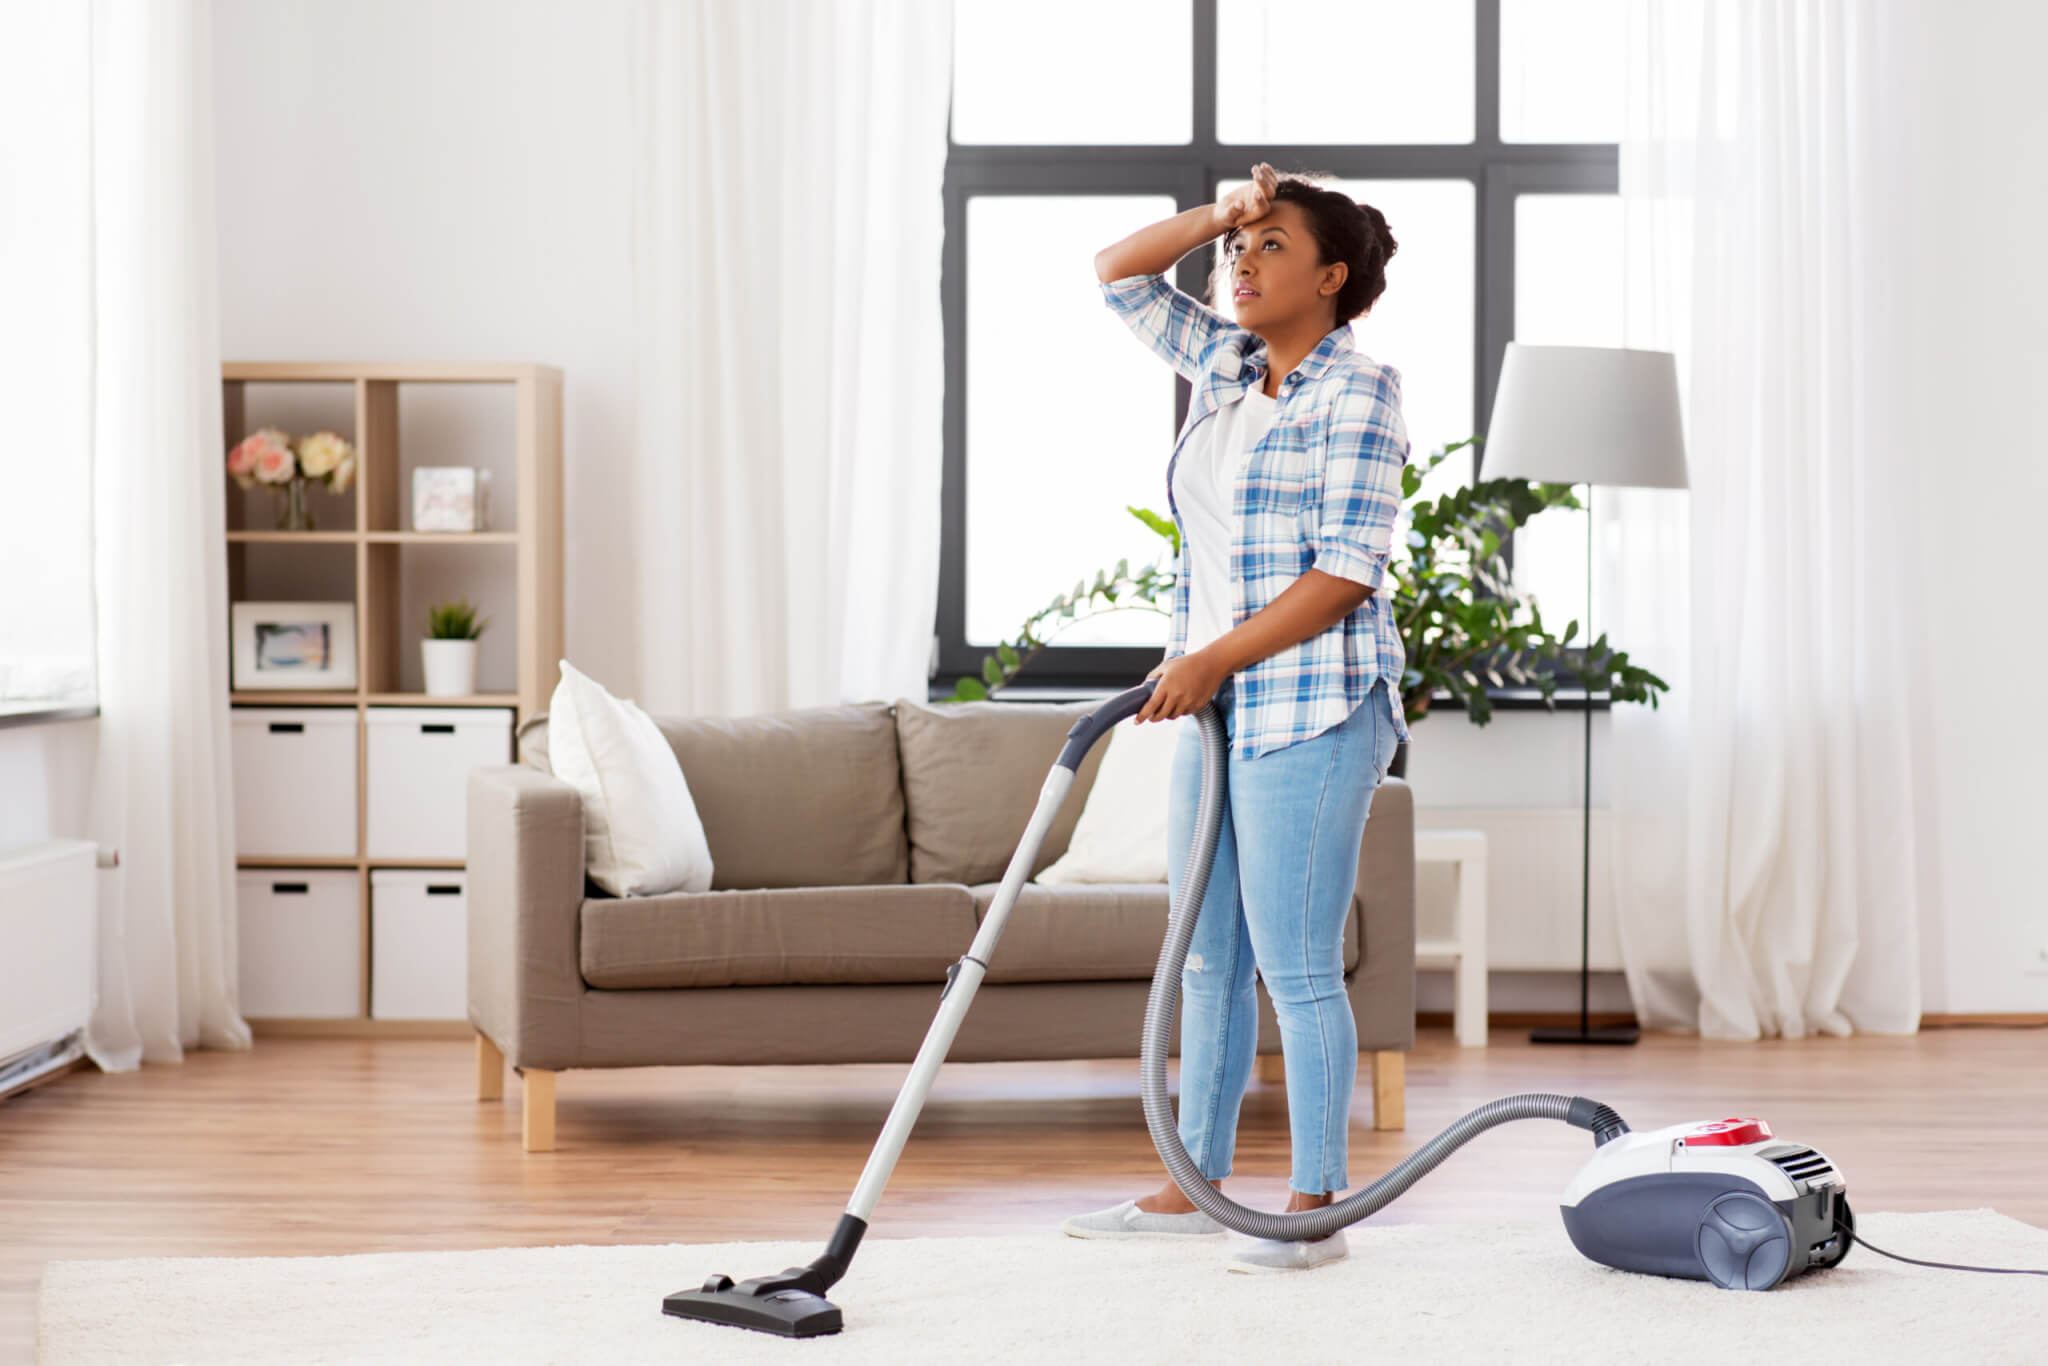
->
[0, 702, 99, 731]
[926, 681, 1610, 712]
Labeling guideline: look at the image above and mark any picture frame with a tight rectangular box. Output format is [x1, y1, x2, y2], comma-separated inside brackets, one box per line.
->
[231, 600, 358, 691]
[412, 466, 493, 532]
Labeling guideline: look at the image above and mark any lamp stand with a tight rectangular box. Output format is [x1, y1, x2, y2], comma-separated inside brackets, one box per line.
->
[1531, 483, 1640, 1046]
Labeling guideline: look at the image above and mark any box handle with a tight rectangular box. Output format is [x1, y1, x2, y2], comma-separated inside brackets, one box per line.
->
[271, 882, 309, 894]
[426, 884, 462, 896]
[268, 722, 305, 734]
[421, 723, 456, 734]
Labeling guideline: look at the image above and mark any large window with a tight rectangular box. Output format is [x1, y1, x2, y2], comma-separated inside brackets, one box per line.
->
[936, 0, 1622, 694]
[0, 0, 96, 716]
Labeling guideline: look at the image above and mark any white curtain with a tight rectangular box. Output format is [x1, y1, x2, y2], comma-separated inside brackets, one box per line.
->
[1606, 0, 1933, 1038]
[83, 0, 250, 1067]
[629, 0, 952, 716]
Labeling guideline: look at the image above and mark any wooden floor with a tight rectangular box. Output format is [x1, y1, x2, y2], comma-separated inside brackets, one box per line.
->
[4, 1025, 2044, 1363]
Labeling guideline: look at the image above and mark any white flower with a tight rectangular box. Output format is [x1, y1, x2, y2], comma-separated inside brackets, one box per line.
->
[297, 430, 352, 479]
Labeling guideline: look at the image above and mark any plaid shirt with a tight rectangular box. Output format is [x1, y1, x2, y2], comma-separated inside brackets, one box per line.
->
[1101, 271, 1411, 759]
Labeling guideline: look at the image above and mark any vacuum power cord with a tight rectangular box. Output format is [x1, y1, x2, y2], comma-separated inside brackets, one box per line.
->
[1834, 1215, 2048, 1277]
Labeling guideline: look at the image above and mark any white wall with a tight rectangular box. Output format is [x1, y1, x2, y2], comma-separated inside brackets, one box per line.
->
[1408, 708, 1632, 1016]
[204, 1, 2038, 1018]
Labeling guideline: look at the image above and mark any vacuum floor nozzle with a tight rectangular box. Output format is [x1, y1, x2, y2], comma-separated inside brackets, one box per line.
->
[662, 1213, 866, 1337]
[662, 1271, 843, 1337]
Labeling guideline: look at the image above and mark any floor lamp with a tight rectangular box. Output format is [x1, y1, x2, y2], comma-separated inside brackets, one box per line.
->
[1477, 343, 1689, 1046]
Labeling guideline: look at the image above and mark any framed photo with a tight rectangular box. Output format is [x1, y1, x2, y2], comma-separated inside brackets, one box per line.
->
[231, 601, 358, 691]
[412, 466, 492, 532]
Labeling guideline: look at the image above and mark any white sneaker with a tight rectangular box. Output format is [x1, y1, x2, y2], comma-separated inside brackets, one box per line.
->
[1060, 1198, 1228, 1240]
[1225, 1229, 1349, 1273]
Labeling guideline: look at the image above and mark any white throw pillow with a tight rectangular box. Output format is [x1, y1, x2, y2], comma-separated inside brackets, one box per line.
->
[546, 659, 714, 897]
[1035, 714, 1184, 884]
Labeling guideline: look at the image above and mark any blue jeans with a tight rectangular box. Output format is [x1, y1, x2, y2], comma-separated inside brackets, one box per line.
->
[1166, 674, 1399, 1195]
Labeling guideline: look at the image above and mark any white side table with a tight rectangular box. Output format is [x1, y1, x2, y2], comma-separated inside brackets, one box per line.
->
[1414, 829, 1489, 1047]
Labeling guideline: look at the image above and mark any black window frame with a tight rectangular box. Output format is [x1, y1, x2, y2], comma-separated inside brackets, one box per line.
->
[933, 0, 1619, 703]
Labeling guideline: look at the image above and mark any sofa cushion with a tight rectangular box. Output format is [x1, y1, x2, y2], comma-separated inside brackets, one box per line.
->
[892, 697, 1112, 885]
[547, 660, 715, 897]
[659, 703, 909, 889]
[581, 883, 976, 989]
[968, 882, 1362, 983]
[518, 704, 908, 889]
[1036, 715, 1182, 884]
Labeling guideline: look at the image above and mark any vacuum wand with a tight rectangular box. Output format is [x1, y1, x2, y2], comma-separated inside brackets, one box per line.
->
[662, 681, 1160, 1337]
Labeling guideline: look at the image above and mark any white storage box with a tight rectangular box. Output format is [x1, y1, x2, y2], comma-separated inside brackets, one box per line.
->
[365, 707, 513, 860]
[230, 707, 358, 858]
[371, 869, 468, 1020]
[236, 869, 360, 1018]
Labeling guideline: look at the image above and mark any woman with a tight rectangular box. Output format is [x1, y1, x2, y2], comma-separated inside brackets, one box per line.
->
[1061, 165, 1411, 1274]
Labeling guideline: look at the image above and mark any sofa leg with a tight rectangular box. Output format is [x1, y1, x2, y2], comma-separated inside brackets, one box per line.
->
[1371, 1050, 1405, 1131]
[476, 1033, 504, 1102]
[1254, 1053, 1285, 1084]
[522, 1069, 556, 1152]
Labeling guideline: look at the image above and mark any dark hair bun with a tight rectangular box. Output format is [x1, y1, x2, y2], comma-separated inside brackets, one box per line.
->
[1213, 171, 1396, 326]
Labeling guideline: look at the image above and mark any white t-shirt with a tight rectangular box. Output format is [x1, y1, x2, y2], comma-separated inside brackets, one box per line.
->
[1173, 382, 1281, 656]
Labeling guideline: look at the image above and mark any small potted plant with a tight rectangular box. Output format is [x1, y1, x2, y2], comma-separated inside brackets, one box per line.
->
[422, 597, 487, 698]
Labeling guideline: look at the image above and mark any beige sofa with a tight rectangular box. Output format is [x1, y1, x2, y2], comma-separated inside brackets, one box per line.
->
[466, 695, 1416, 1151]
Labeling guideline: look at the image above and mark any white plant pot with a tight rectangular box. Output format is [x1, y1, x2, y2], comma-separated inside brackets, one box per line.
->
[421, 639, 478, 698]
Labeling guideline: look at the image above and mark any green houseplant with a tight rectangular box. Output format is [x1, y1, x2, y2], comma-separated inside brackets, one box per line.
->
[422, 597, 488, 698]
[947, 437, 1668, 753]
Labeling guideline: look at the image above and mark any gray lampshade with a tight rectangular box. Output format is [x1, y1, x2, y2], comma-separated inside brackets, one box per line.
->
[1481, 343, 1689, 489]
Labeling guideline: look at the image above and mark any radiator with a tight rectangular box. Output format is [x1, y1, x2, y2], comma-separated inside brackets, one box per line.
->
[1415, 807, 1620, 972]
[0, 839, 98, 1095]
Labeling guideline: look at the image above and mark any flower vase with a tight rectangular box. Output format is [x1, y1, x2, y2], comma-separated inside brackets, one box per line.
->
[275, 476, 315, 531]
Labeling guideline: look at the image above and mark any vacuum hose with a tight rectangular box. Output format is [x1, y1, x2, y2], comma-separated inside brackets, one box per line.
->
[1139, 697, 1629, 1241]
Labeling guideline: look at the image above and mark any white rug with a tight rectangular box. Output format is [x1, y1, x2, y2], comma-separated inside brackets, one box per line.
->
[38, 1210, 2047, 1365]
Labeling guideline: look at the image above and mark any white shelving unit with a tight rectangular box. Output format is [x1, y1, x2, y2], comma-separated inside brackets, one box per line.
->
[222, 362, 563, 1035]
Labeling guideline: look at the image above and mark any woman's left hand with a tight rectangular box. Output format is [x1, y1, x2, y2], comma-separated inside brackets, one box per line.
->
[1136, 649, 1229, 724]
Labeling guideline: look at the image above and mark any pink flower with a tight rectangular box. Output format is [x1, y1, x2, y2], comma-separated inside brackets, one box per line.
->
[255, 444, 296, 485]
[228, 428, 293, 490]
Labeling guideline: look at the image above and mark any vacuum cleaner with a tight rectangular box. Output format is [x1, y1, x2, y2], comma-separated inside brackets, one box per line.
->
[663, 678, 1862, 1337]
